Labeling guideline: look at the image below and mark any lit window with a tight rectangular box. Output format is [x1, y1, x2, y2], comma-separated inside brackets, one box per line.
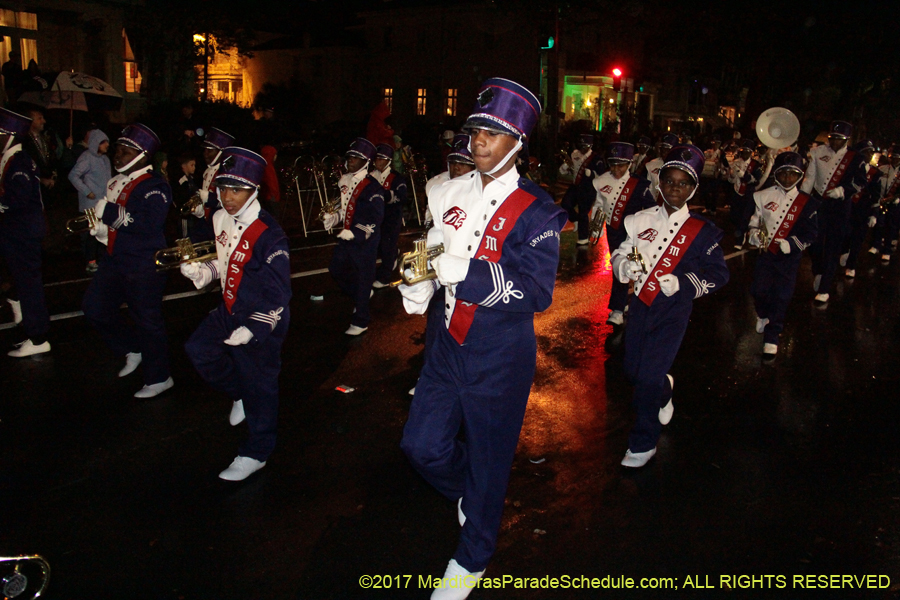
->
[384, 88, 393, 113]
[417, 88, 427, 116]
[445, 88, 457, 116]
[122, 30, 142, 93]
[0, 10, 37, 76]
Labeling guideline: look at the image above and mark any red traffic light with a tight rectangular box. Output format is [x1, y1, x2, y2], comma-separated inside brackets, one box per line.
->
[612, 68, 623, 77]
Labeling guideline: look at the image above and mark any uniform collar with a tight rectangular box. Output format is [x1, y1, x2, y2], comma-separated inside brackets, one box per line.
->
[372, 165, 390, 185]
[477, 163, 519, 193]
[231, 195, 260, 224]
[662, 203, 690, 221]
[124, 164, 153, 181]
[2, 142, 21, 162]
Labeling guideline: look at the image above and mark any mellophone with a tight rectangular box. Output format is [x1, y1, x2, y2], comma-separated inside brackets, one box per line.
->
[154, 238, 217, 271]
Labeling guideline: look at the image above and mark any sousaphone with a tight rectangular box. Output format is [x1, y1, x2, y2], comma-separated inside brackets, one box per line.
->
[756, 107, 800, 149]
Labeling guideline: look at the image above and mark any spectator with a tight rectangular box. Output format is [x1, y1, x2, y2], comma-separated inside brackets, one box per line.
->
[259, 145, 282, 220]
[1, 51, 23, 104]
[67, 129, 110, 272]
[366, 101, 394, 147]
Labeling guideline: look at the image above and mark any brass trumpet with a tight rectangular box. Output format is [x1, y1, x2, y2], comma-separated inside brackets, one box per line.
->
[589, 208, 606, 246]
[390, 238, 444, 286]
[65, 207, 99, 234]
[757, 220, 770, 253]
[318, 197, 341, 223]
[181, 193, 203, 217]
[154, 238, 217, 271]
[627, 248, 648, 274]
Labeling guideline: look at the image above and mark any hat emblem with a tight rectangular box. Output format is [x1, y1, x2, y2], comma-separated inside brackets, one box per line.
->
[681, 150, 693, 161]
[477, 88, 494, 107]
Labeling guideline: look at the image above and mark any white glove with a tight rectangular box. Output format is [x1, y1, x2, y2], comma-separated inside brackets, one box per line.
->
[617, 258, 644, 283]
[432, 253, 470, 286]
[825, 187, 843, 199]
[323, 212, 340, 230]
[778, 239, 791, 254]
[90, 222, 109, 245]
[894, 198, 900, 205]
[398, 278, 435, 315]
[224, 326, 254, 346]
[868, 216, 877, 228]
[93, 198, 108, 218]
[337, 228, 355, 241]
[658, 273, 680, 296]
[191, 201, 206, 218]
[180, 262, 213, 288]
[199, 189, 209, 202]
[748, 230, 761, 248]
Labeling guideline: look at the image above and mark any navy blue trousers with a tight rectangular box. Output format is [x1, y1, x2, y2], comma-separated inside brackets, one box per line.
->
[561, 185, 592, 240]
[82, 256, 170, 385]
[751, 252, 801, 345]
[329, 237, 378, 328]
[185, 303, 287, 461]
[843, 202, 872, 270]
[809, 196, 851, 295]
[729, 191, 752, 236]
[375, 207, 402, 284]
[623, 297, 687, 453]
[874, 205, 900, 254]
[401, 316, 536, 573]
[608, 229, 629, 312]
[0, 232, 49, 341]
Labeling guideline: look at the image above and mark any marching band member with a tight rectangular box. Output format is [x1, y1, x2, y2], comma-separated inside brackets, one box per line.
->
[561, 133, 605, 245]
[82, 124, 174, 398]
[801, 120, 867, 304]
[558, 132, 593, 181]
[322, 138, 385, 335]
[727, 139, 764, 249]
[841, 140, 880, 277]
[181, 147, 291, 481]
[189, 127, 235, 242]
[425, 134, 477, 198]
[644, 133, 679, 201]
[371, 142, 408, 288]
[590, 141, 656, 326]
[398, 78, 566, 598]
[631, 135, 652, 177]
[0, 108, 51, 357]
[700, 135, 723, 215]
[747, 152, 819, 358]
[872, 146, 900, 263]
[611, 145, 729, 468]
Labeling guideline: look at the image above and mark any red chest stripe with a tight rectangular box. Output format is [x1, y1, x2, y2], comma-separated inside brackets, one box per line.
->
[737, 159, 759, 196]
[223, 219, 269, 313]
[343, 177, 373, 230]
[609, 177, 638, 230]
[107, 172, 153, 255]
[447, 187, 536, 344]
[637, 217, 704, 307]
[825, 150, 855, 193]
[768, 193, 810, 253]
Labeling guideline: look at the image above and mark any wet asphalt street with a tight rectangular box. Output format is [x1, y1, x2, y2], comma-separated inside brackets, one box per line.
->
[1, 202, 900, 600]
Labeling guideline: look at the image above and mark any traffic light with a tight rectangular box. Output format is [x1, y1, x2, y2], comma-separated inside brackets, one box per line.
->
[612, 68, 623, 91]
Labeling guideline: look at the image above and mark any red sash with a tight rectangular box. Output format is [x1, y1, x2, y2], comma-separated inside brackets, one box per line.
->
[637, 217, 704, 306]
[609, 177, 638, 230]
[884, 171, 900, 201]
[767, 192, 810, 254]
[447, 187, 537, 344]
[824, 150, 855, 193]
[382, 172, 395, 191]
[343, 177, 373, 230]
[223, 219, 269, 313]
[737, 159, 759, 196]
[573, 151, 592, 185]
[851, 165, 880, 203]
[107, 172, 153, 255]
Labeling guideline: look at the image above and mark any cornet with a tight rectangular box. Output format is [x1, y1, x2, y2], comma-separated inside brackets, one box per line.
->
[180, 193, 203, 216]
[390, 238, 444, 286]
[154, 238, 217, 270]
[589, 208, 606, 246]
[627, 248, 647, 274]
[65, 207, 99, 234]
[318, 197, 341, 223]
[757, 220, 770, 253]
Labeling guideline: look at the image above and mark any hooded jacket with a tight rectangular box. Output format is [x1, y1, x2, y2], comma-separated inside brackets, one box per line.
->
[68, 129, 111, 211]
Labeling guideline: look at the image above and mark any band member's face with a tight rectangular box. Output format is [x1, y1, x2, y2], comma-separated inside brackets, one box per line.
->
[346, 155, 367, 173]
[658, 144, 672, 159]
[219, 186, 254, 215]
[609, 162, 630, 179]
[449, 161, 475, 179]
[658, 167, 696, 209]
[891, 155, 900, 168]
[828, 136, 847, 152]
[740, 149, 752, 160]
[373, 157, 391, 172]
[203, 147, 219, 166]
[470, 129, 519, 173]
[637, 144, 649, 154]
[775, 169, 801, 189]
[114, 144, 143, 170]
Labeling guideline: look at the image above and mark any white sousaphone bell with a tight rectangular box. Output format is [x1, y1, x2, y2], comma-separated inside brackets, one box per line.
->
[756, 107, 800, 149]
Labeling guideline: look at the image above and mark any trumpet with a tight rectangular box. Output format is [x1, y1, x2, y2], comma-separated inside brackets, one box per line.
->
[0, 554, 50, 600]
[65, 207, 99, 234]
[154, 238, 217, 270]
[390, 238, 444, 286]
[589, 208, 606, 246]
[757, 220, 770, 252]
[318, 197, 341, 223]
[627, 248, 647, 274]
[181, 193, 203, 216]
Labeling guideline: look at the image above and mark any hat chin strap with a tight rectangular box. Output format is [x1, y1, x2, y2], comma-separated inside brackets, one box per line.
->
[232, 189, 259, 219]
[656, 185, 697, 210]
[478, 139, 523, 178]
[2, 135, 14, 155]
[116, 151, 146, 173]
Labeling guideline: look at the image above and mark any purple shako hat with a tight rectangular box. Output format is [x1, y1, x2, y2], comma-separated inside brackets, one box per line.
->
[214, 147, 266, 189]
[661, 144, 705, 184]
[607, 142, 635, 163]
[637, 135, 651, 147]
[203, 127, 235, 151]
[851, 139, 875, 154]
[774, 151, 805, 173]
[0, 108, 31, 136]
[740, 138, 756, 151]
[578, 133, 594, 148]
[118, 123, 161, 156]
[375, 143, 394, 160]
[448, 133, 474, 165]
[462, 77, 542, 141]
[346, 137, 377, 162]
[660, 133, 679, 147]
[829, 120, 853, 139]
